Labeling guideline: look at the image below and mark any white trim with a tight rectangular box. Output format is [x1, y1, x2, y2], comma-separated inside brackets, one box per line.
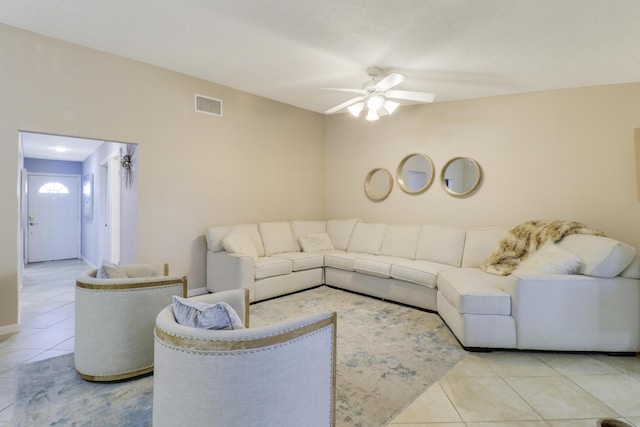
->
[0, 323, 20, 336]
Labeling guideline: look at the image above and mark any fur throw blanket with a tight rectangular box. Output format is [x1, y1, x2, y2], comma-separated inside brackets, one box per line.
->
[480, 220, 604, 276]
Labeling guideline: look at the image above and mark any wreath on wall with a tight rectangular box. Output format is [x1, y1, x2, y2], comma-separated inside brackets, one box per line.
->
[121, 144, 136, 188]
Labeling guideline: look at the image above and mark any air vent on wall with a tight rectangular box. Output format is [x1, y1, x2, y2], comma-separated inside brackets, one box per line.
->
[195, 94, 222, 116]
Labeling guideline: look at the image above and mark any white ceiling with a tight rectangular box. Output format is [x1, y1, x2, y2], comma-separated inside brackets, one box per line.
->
[2, 0, 639, 116]
[21, 132, 104, 162]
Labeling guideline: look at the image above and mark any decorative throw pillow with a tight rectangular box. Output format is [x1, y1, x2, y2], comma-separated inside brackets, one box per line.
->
[299, 233, 335, 253]
[515, 243, 582, 275]
[172, 296, 244, 330]
[222, 229, 259, 261]
[97, 261, 128, 279]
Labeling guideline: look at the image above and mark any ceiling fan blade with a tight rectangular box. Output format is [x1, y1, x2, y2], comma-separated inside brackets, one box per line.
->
[374, 72, 406, 91]
[321, 87, 368, 95]
[385, 90, 436, 103]
[325, 95, 366, 114]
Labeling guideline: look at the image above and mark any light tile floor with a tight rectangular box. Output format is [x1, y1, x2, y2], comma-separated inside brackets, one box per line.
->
[1, 260, 640, 427]
[0, 259, 87, 426]
[388, 349, 640, 426]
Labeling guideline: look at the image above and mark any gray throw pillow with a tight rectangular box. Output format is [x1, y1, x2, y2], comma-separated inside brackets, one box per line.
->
[172, 296, 244, 330]
[97, 261, 128, 279]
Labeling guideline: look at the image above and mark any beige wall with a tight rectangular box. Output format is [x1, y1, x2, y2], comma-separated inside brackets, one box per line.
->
[2, 22, 639, 333]
[326, 83, 640, 250]
[0, 24, 325, 330]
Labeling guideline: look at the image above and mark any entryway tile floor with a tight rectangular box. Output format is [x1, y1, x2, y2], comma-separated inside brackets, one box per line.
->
[0, 259, 85, 426]
[1, 259, 639, 426]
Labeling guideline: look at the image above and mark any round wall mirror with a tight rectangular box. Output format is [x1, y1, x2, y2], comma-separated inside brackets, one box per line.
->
[365, 168, 393, 201]
[441, 157, 482, 196]
[396, 153, 435, 195]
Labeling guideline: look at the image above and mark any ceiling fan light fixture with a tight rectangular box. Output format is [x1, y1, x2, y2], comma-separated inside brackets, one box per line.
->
[384, 100, 400, 115]
[366, 95, 384, 111]
[347, 102, 364, 117]
[365, 108, 379, 122]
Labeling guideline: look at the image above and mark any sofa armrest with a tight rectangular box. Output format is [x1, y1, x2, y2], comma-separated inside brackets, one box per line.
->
[509, 274, 640, 351]
[206, 250, 256, 298]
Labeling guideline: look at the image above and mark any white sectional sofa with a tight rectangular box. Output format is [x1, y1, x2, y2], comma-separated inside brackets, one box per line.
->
[205, 219, 640, 353]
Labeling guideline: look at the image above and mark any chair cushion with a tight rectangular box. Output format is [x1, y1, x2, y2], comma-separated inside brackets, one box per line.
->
[172, 296, 244, 330]
[326, 218, 359, 251]
[416, 225, 466, 267]
[437, 268, 512, 315]
[380, 225, 421, 259]
[260, 222, 298, 256]
[347, 223, 387, 254]
[557, 234, 636, 277]
[255, 257, 293, 279]
[273, 252, 324, 271]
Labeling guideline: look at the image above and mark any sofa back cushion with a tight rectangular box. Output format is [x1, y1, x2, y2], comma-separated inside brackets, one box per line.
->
[347, 223, 387, 255]
[380, 225, 421, 259]
[206, 224, 265, 257]
[461, 227, 509, 268]
[557, 234, 636, 277]
[416, 225, 466, 266]
[259, 222, 298, 256]
[291, 220, 327, 251]
[327, 218, 359, 251]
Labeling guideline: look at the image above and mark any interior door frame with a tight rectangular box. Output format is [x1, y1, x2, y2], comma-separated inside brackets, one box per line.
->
[101, 151, 122, 264]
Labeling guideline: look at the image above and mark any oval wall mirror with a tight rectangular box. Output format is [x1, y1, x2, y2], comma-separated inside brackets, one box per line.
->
[396, 153, 435, 195]
[441, 157, 482, 196]
[365, 168, 393, 201]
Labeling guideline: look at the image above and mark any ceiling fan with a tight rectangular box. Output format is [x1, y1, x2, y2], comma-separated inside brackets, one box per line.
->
[323, 67, 436, 121]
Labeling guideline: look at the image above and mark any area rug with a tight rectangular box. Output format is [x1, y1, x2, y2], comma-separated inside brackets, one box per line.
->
[13, 353, 153, 426]
[13, 285, 466, 427]
[250, 286, 467, 426]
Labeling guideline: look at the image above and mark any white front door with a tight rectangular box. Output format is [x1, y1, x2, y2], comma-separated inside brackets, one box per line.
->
[27, 174, 81, 263]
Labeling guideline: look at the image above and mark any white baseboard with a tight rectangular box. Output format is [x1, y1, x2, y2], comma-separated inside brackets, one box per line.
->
[0, 323, 19, 336]
[81, 256, 96, 269]
[187, 287, 209, 297]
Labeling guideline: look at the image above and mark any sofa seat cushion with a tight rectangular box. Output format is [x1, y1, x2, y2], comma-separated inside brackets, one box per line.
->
[391, 259, 455, 289]
[273, 252, 324, 271]
[324, 251, 359, 271]
[353, 256, 400, 278]
[254, 257, 293, 279]
[437, 268, 512, 315]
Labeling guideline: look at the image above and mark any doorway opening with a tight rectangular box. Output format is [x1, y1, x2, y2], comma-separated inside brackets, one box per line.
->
[18, 130, 138, 300]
